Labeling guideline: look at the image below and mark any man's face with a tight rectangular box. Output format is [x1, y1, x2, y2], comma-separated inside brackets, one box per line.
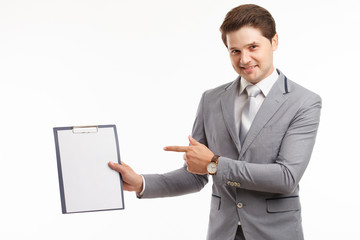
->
[226, 26, 278, 84]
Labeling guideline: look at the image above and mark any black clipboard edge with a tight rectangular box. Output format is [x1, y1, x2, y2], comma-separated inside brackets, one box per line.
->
[53, 126, 71, 214]
[111, 125, 126, 212]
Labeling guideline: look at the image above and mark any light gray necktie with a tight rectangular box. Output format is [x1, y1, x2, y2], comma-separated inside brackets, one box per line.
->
[240, 85, 261, 145]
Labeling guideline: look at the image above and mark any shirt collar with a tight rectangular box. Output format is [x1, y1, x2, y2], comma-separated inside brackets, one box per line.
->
[239, 68, 279, 97]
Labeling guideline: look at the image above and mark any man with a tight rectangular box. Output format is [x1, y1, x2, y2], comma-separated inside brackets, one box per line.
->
[109, 4, 321, 240]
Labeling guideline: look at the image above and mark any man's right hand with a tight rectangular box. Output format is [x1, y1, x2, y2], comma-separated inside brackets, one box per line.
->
[108, 162, 143, 194]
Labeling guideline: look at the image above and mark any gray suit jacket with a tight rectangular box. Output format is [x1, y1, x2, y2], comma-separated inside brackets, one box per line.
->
[142, 70, 321, 240]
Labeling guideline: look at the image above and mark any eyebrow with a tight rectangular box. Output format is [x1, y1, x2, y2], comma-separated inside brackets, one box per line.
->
[245, 41, 259, 47]
[229, 41, 259, 50]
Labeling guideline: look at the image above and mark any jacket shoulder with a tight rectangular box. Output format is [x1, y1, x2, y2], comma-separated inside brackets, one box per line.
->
[202, 78, 238, 98]
[287, 79, 321, 102]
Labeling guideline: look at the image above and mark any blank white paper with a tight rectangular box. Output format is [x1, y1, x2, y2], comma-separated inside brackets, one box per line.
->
[55, 126, 124, 213]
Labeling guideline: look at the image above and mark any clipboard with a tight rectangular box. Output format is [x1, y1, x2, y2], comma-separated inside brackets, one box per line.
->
[53, 125, 125, 214]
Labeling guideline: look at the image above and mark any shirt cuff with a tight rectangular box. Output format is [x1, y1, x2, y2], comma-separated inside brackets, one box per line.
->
[136, 175, 146, 198]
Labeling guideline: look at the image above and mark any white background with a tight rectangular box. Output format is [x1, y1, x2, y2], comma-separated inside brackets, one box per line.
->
[0, 0, 359, 239]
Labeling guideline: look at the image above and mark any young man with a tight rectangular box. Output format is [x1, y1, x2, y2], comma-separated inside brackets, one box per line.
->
[109, 4, 321, 240]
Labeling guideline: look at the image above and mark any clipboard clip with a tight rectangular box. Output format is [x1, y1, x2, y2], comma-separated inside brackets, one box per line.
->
[72, 126, 98, 134]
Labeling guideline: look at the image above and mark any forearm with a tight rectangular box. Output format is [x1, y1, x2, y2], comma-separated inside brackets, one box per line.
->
[141, 165, 208, 198]
[217, 157, 299, 194]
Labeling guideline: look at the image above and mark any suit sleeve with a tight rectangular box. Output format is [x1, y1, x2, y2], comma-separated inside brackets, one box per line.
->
[141, 93, 209, 198]
[217, 94, 322, 195]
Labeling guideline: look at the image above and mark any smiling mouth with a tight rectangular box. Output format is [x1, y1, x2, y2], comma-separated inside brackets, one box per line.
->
[241, 65, 257, 70]
[240, 65, 258, 73]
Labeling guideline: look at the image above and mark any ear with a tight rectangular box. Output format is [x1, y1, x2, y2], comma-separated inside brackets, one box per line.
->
[271, 33, 279, 51]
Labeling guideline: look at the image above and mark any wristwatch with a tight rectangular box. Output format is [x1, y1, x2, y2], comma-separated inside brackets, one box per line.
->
[207, 155, 220, 175]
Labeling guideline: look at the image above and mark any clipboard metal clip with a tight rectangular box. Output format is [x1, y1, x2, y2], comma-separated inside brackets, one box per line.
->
[72, 125, 98, 134]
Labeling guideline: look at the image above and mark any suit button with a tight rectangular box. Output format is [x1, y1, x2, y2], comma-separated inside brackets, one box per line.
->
[237, 202, 243, 209]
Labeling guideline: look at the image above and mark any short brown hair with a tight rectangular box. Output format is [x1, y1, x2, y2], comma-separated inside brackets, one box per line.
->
[220, 4, 277, 47]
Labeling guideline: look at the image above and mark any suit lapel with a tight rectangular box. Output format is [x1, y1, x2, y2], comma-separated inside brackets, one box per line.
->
[239, 72, 290, 159]
[220, 77, 242, 154]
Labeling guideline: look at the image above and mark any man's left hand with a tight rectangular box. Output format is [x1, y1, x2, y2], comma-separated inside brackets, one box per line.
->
[164, 136, 214, 174]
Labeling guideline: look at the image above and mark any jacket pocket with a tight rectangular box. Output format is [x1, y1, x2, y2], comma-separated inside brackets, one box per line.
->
[266, 196, 300, 213]
[211, 194, 221, 211]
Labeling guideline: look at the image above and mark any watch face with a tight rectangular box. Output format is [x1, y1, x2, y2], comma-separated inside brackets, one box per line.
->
[207, 162, 217, 174]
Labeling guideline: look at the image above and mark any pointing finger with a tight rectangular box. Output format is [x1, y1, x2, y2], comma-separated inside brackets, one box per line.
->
[163, 146, 189, 152]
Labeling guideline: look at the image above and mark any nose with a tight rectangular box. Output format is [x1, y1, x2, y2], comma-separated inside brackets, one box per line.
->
[240, 51, 251, 65]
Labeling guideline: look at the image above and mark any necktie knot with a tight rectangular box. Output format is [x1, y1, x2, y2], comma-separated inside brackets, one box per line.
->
[246, 85, 261, 98]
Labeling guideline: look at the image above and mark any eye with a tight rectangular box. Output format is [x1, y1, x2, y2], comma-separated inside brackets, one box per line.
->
[230, 49, 240, 55]
[250, 45, 258, 50]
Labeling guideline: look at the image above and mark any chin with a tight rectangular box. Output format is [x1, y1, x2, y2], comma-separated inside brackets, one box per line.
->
[240, 73, 259, 83]
[248, 79, 261, 84]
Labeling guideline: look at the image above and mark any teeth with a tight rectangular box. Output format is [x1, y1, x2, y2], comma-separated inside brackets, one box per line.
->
[242, 66, 255, 69]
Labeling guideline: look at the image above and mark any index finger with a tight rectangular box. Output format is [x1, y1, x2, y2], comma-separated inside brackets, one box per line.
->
[163, 146, 189, 152]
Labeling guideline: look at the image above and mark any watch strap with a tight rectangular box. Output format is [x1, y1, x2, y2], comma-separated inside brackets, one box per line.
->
[211, 155, 220, 164]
